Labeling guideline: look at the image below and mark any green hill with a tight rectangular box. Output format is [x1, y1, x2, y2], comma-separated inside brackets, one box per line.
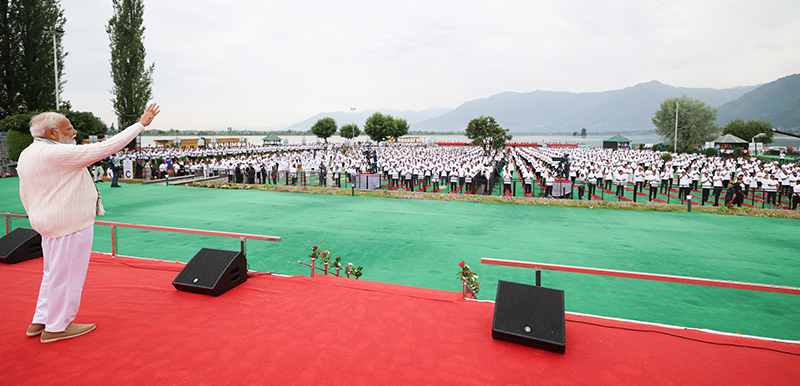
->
[410, 81, 757, 133]
[717, 73, 800, 129]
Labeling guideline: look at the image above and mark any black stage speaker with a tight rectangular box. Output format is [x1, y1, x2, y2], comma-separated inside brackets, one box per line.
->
[492, 280, 566, 354]
[0, 228, 43, 264]
[172, 248, 247, 296]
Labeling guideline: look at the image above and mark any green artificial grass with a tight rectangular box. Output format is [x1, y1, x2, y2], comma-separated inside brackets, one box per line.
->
[2, 177, 799, 340]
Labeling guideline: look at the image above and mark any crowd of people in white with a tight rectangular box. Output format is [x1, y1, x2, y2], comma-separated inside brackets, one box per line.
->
[98, 142, 800, 209]
[513, 147, 800, 208]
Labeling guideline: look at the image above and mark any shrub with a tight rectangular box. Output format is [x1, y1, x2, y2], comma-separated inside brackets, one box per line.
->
[7, 130, 33, 161]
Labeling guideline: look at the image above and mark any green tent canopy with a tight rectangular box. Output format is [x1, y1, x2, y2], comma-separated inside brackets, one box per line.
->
[602, 134, 631, 149]
[262, 133, 282, 144]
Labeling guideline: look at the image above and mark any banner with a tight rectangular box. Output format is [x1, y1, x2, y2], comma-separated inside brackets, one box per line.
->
[123, 159, 133, 179]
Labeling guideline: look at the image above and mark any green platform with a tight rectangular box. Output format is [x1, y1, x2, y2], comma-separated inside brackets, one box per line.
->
[2, 177, 799, 340]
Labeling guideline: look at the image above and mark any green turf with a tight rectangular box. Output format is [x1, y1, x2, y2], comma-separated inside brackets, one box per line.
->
[2, 177, 799, 340]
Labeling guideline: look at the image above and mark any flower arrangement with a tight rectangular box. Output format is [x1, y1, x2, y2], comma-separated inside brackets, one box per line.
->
[308, 243, 332, 262]
[330, 256, 342, 270]
[345, 263, 363, 279]
[458, 261, 480, 295]
[305, 244, 361, 278]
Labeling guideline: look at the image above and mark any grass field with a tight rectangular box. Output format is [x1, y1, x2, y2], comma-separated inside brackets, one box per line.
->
[2, 177, 799, 340]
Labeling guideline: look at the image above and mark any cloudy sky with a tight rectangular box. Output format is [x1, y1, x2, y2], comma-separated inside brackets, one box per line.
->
[60, 0, 800, 131]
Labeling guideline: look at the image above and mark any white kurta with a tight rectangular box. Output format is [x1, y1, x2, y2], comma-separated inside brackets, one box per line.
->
[18, 121, 145, 332]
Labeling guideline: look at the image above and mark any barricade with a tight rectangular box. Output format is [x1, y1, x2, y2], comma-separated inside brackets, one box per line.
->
[2, 213, 281, 259]
[481, 257, 800, 295]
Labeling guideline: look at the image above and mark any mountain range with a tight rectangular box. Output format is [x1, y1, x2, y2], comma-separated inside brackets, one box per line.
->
[716, 74, 800, 129]
[286, 73, 799, 133]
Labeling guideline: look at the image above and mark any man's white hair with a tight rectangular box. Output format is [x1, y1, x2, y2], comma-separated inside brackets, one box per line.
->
[29, 112, 67, 138]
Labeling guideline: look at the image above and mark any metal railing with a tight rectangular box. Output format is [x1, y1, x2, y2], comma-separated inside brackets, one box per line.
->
[2, 212, 280, 258]
[298, 259, 346, 278]
[462, 277, 478, 299]
[3, 212, 27, 234]
[481, 257, 800, 295]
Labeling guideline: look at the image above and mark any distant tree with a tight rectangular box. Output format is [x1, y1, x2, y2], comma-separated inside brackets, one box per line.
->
[721, 119, 773, 144]
[364, 112, 392, 142]
[388, 116, 409, 140]
[0, 109, 105, 160]
[580, 128, 587, 137]
[340, 123, 361, 139]
[572, 131, 577, 136]
[311, 117, 337, 143]
[107, 0, 154, 137]
[465, 116, 512, 154]
[363, 113, 408, 142]
[0, 111, 36, 161]
[61, 110, 108, 143]
[0, 0, 67, 119]
[0, 110, 36, 135]
[652, 94, 719, 153]
[6, 130, 32, 162]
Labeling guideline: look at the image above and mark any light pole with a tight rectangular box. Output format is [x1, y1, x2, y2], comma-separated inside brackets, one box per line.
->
[350, 107, 356, 143]
[752, 132, 766, 154]
[673, 100, 679, 153]
[44, 27, 64, 110]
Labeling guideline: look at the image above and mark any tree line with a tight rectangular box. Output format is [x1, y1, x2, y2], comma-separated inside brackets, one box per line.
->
[310, 113, 412, 143]
[652, 94, 774, 153]
[307, 96, 773, 155]
[308, 112, 513, 153]
[1, 0, 154, 161]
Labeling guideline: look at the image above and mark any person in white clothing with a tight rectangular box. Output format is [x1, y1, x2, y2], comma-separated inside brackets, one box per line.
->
[700, 172, 712, 205]
[159, 161, 168, 180]
[764, 174, 779, 206]
[93, 162, 104, 183]
[678, 171, 692, 201]
[17, 103, 160, 343]
[792, 176, 800, 210]
[545, 172, 554, 197]
[647, 169, 660, 201]
[712, 172, 723, 206]
[633, 167, 644, 193]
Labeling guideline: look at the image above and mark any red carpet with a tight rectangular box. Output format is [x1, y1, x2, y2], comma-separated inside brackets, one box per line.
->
[1, 254, 798, 385]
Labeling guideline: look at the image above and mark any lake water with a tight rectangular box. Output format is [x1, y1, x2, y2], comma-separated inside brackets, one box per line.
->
[139, 133, 800, 149]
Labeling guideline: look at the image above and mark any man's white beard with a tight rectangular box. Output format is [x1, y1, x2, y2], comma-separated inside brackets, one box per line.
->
[57, 132, 76, 145]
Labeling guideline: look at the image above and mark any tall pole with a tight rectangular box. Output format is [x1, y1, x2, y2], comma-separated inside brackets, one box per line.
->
[44, 28, 64, 110]
[52, 33, 58, 109]
[674, 100, 679, 153]
[350, 107, 356, 142]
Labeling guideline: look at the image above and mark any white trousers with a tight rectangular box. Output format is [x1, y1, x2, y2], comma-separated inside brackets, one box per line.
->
[32, 226, 94, 333]
[93, 165, 103, 181]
